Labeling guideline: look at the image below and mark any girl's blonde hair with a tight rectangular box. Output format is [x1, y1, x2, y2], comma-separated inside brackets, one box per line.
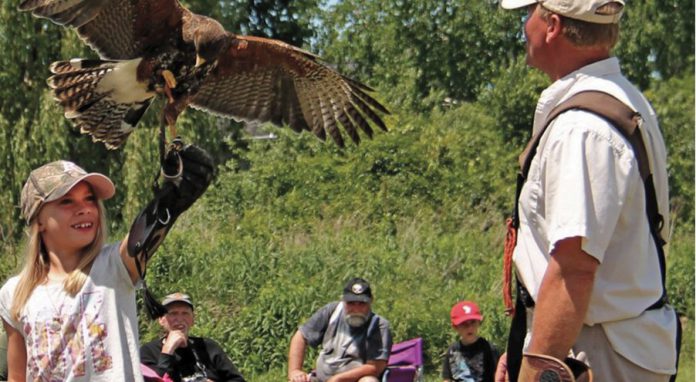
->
[10, 199, 108, 321]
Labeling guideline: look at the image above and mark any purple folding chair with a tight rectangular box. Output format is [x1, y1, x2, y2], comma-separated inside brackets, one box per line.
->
[141, 364, 173, 382]
[383, 337, 424, 382]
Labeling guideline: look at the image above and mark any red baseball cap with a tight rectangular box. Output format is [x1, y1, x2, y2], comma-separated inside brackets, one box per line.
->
[450, 301, 483, 326]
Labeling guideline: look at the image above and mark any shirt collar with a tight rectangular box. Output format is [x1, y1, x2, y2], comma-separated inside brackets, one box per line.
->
[532, 57, 621, 135]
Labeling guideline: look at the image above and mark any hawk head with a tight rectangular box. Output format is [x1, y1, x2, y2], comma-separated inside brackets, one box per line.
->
[193, 19, 232, 68]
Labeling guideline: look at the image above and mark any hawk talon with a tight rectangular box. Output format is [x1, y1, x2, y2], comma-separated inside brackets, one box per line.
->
[162, 70, 177, 89]
[163, 86, 175, 104]
[168, 124, 178, 141]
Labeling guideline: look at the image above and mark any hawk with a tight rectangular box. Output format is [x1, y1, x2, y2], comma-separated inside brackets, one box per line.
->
[19, 0, 388, 149]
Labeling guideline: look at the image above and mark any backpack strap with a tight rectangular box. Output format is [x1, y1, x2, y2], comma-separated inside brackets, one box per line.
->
[505, 90, 669, 382]
[515, 90, 667, 296]
[325, 302, 344, 342]
[362, 313, 381, 362]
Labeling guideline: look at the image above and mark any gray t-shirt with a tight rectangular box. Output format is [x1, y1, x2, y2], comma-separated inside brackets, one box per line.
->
[0, 243, 143, 381]
[299, 301, 392, 382]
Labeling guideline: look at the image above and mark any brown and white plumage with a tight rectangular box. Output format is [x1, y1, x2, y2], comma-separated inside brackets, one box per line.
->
[19, 0, 388, 149]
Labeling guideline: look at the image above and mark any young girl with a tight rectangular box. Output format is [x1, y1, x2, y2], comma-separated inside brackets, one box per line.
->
[0, 160, 146, 381]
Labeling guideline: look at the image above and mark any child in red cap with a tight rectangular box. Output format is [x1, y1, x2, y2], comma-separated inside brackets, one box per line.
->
[442, 301, 499, 382]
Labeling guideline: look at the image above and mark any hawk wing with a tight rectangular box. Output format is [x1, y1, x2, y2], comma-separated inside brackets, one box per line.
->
[18, 0, 186, 60]
[190, 36, 389, 147]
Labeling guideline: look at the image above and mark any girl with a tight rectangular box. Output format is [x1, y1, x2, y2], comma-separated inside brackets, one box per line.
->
[0, 160, 146, 381]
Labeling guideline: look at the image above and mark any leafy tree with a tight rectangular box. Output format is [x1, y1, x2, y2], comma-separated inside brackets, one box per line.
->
[186, 0, 322, 46]
[477, 57, 549, 145]
[315, 1, 524, 110]
[617, 0, 695, 89]
[645, 70, 695, 230]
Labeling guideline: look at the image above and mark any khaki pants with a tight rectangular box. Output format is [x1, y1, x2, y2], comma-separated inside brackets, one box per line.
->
[572, 324, 671, 382]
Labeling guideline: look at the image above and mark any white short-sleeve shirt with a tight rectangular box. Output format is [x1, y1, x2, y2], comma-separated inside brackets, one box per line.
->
[513, 57, 677, 374]
[0, 243, 144, 381]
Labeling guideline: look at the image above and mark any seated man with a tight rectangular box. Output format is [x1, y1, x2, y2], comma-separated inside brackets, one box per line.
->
[288, 278, 393, 382]
[140, 293, 245, 382]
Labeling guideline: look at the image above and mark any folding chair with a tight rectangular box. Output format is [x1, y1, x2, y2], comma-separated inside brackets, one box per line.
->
[382, 337, 424, 382]
[141, 364, 173, 382]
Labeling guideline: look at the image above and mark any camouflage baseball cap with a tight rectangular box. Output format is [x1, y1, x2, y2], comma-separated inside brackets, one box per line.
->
[21, 160, 115, 223]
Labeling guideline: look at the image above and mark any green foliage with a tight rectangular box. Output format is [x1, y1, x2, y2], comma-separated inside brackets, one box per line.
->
[315, 1, 525, 110]
[185, 0, 321, 46]
[0, 0, 693, 380]
[477, 57, 549, 145]
[616, 0, 695, 89]
[677, 321, 695, 382]
[645, 70, 695, 230]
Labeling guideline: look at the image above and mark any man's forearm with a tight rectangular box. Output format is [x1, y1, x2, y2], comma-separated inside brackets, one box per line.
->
[156, 352, 180, 380]
[528, 237, 598, 360]
[288, 331, 307, 375]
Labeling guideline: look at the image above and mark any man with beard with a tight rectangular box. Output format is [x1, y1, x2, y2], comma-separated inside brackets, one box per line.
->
[288, 278, 393, 382]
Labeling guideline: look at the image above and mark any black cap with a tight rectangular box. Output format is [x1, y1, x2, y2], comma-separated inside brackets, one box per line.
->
[342, 277, 373, 303]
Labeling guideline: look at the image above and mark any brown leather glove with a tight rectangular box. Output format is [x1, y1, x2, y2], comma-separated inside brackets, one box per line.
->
[518, 352, 592, 382]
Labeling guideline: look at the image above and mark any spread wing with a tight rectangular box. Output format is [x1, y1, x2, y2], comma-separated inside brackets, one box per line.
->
[190, 36, 389, 147]
[18, 0, 186, 60]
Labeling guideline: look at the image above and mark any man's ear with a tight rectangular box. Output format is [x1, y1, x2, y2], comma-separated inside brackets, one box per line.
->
[545, 13, 563, 43]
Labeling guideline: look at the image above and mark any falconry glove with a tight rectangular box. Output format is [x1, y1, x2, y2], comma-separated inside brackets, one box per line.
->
[519, 353, 592, 382]
[127, 140, 214, 319]
[159, 140, 215, 221]
[128, 140, 214, 260]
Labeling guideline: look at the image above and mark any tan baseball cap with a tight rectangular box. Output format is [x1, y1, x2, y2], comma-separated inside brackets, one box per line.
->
[501, 0, 625, 24]
[162, 292, 194, 309]
[21, 160, 115, 223]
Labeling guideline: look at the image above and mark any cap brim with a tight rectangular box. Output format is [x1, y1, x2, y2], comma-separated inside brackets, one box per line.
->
[343, 294, 372, 303]
[162, 298, 194, 309]
[452, 314, 483, 326]
[500, 0, 538, 9]
[45, 173, 115, 203]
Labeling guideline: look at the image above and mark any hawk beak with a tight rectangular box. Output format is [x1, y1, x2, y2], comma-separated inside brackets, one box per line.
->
[195, 55, 207, 68]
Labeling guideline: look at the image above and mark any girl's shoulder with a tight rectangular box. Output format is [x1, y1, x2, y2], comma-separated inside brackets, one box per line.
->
[0, 275, 20, 326]
[0, 275, 20, 296]
[94, 242, 123, 268]
[92, 242, 134, 287]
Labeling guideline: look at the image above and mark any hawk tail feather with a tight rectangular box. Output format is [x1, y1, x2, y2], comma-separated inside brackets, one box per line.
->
[47, 59, 154, 149]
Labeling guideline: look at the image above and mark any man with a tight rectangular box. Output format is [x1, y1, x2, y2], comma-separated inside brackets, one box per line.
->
[140, 293, 246, 382]
[288, 278, 393, 382]
[496, 1, 680, 381]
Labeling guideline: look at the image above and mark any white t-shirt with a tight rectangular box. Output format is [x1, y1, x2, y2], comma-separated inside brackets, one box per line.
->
[0, 243, 144, 381]
[513, 57, 678, 374]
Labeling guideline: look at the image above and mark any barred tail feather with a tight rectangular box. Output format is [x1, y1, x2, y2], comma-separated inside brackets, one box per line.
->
[47, 58, 155, 149]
